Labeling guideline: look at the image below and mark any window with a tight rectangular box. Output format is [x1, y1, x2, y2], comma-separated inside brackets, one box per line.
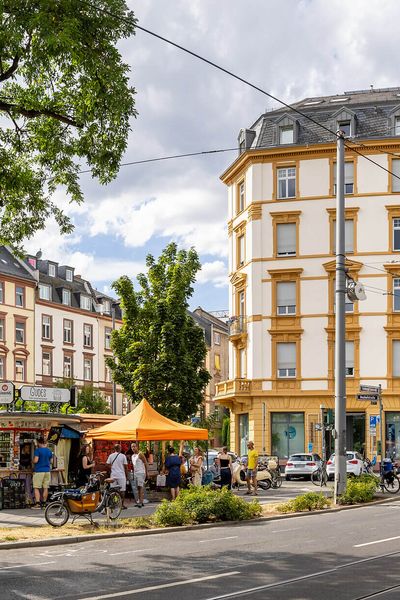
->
[333, 219, 354, 254]
[42, 351, 52, 376]
[337, 120, 351, 137]
[393, 218, 400, 251]
[214, 353, 221, 371]
[279, 125, 294, 144]
[272, 413, 305, 458]
[395, 117, 400, 136]
[394, 341, 400, 377]
[16, 286, 24, 306]
[277, 223, 296, 256]
[0, 356, 4, 380]
[15, 321, 25, 344]
[48, 263, 56, 277]
[238, 181, 245, 213]
[0, 282, 3, 304]
[277, 342, 296, 378]
[238, 348, 246, 378]
[62, 289, 71, 306]
[239, 413, 249, 456]
[277, 281, 296, 315]
[392, 159, 400, 192]
[80, 295, 91, 311]
[42, 315, 51, 340]
[386, 412, 400, 459]
[105, 327, 112, 349]
[0, 318, 4, 341]
[238, 290, 245, 316]
[103, 300, 111, 314]
[238, 234, 245, 267]
[63, 319, 73, 344]
[66, 269, 73, 282]
[277, 167, 296, 199]
[105, 364, 112, 382]
[83, 324, 93, 347]
[63, 355, 72, 378]
[345, 341, 355, 377]
[84, 358, 92, 381]
[214, 332, 221, 345]
[333, 279, 354, 313]
[38, 284, 51, 301]
[15, 359, 25, 382]
[333, 162, 354, 195]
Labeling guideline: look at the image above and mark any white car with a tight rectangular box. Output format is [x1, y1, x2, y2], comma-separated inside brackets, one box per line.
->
[326, 451, 364, 479]
[285, 453, 322, 480]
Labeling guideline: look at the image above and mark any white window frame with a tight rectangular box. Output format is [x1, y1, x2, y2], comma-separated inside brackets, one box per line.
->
[333, 219, 354, 254]
[15, 321, 25, 344]
[392, 159, 400, 192]
[334, 162, 354, 195]
[238, 234, 245, 266]
[42, 351, 51, 376]
[80, 295, 91, 311]
[345, 341, 355, 377]
[337, 120, 351, 137]
[83, 324, 92, 347]
[279, 125, 294, 145]
[62, 289, 71, 306]
[393, 340, 400, 377]
[103, 300, 111, 314]
[42, 315, 51, 340]
[84, 358, 92, 381]
[15, 358, 25, 382]
[48, 263, 56, 277]
[0, 282, 4, 304]
[276, 222, 296, 257]
[39, 284, 51, 301]
[0, 318, 4, 341]
[0, 356, 4, 379]
[105, 327, 112, 350]
[63, 319, 73, 344]
[105, 364, 112, 382]
[277, 167, 296, 199]
[276, 281, 296, 315]
[66, 269, 73, 282]
[238, 181, 245, 212]
[63, 355, 72, 378]
[277, 342, 296, 378]
[16, 286, 24, 306]
[214, 332, 221, 345]
[395, 116, 400, 136]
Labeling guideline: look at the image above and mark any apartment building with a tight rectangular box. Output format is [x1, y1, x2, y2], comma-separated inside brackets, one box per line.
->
[216, 87, 400, 460]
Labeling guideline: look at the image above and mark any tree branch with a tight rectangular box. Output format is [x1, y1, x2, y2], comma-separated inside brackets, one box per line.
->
[0, 54, 20, 82]
[0, 100, 80, 127]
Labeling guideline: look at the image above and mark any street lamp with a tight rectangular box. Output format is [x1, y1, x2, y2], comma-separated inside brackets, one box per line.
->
[111, 301, 120, 414]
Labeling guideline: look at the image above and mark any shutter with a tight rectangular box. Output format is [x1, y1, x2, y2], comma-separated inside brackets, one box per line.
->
[345, 219, 354, 252]
[277, 342, 296, 369]
[277, 282, 296, 307]
[393, 159, 400, 192]
[277, 223, 296, 254]
[393, 340, 400, 377]
[345, 341, 355, 369]
[344, 162, 354, 185]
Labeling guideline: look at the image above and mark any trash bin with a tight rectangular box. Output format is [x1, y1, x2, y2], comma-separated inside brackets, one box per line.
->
[383, 458, 393, 473]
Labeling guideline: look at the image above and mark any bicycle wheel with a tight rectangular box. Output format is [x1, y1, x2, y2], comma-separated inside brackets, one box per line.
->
[311, 469, 322, 486]
[272, 474, 283, 488]
[45, 501, 70, 527]
[384, 474, 400, 494]
[106, 490, 123, 519]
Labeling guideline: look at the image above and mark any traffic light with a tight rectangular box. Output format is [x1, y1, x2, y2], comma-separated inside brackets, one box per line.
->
[70, 386, 78, 408]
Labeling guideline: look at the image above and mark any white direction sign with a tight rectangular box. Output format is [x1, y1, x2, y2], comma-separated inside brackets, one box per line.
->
[0, 381, 15, 404]
[20, 386, 70, 403]
[360, 384, 380, 394]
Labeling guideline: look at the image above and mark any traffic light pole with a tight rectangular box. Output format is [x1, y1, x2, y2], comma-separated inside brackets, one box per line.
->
[334, 131, 347, 504]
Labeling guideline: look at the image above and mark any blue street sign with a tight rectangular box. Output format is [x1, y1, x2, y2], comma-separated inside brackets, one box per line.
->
[308, 442, 313, 453]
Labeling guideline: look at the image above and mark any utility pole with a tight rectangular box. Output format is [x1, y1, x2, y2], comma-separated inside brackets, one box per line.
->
[379, 384, 384, 476]
[111, 303, 117, 415]
[320, 403, 326, 462]
[334, 130, 347, 503]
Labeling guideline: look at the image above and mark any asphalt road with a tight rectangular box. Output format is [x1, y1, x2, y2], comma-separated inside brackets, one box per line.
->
[2, 499, 400, 599]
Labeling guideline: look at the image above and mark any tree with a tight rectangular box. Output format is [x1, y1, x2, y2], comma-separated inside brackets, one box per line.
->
[76, 384, 111, 414]
[107, 243, 211, 422]
[0, 1, 136, 247]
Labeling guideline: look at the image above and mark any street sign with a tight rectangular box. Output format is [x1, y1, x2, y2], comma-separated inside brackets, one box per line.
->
[369, 415, 380, 434]
[0, 381, 15, 404]
[325, 424, 334, 431]
[357, 393, 380, 402]
[315, 423, 323, 431]
[308, 442, 313, 452]
[20, 386, 70, 403]
[360, 385, 380, 394]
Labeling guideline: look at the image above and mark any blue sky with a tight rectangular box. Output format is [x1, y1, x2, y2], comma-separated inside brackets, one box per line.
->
[25, 0, 400, 311]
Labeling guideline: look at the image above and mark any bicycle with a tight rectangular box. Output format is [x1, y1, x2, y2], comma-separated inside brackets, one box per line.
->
[311, 461, 328, 487]
[364, 458, 400, 494]
[45, 472, 123, 527]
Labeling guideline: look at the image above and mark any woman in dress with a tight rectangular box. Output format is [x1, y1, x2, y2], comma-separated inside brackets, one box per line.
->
[76, 444, 95, 487]
[190, 447, 204, 487]
[217, 446, 233, 489]
[165, 446, 183, 500]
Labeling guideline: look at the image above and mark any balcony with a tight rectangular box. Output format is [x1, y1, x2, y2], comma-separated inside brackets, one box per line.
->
[216, 378, 252, 397]
[228, 316, 247, 339]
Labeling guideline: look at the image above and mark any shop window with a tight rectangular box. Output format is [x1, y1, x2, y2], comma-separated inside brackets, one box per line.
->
[84, 358, 92, 381]
[15, 321, 25, 344]
[277, 167, 296, 199]
[277, 342, 296, 378]
[345, 341, 354, 377]
[271, 412, 305, 459]
[15, 359, 25, 382]
[393, 340, 400, 377]
[386, 412, 400, 460]
[42, 315, 51, 340]
[42, 351, 52, 376]
[276, 223, 296, 256]
[0, 318, 5, 341]
[83, 324, 93, 347]
[63, 319, 73, 344]
[277, 281, 296, 315]
[16, 286, 24, 307]
[63, 354, 73, 378]
[238, 413, 249, 456]
[105, 327, 112, 350]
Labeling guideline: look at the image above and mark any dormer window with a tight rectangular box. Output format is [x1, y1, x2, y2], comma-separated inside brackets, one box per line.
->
[66, 269, 73, 282]
[332, 108, 356, 139]
[337, 120, 351, 137]
[279, 125, 294, 145]
[80, 295, 91, 311]
[275, 115, 297, 146]
[103, 300, 111, 313]
[48, 263, 56, 277]
[395, 116, 400, 136]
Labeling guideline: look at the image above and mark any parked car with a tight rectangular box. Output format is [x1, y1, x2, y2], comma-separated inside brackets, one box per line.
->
[202, 450, 237, 470]
[326, 451, 364, 479]
[285, 453, 322, 480]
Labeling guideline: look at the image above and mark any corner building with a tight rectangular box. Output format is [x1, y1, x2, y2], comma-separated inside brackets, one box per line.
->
[217, 87, 400, 461]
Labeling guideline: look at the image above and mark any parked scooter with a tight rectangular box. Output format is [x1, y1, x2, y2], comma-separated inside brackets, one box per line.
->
[232, 458, 272, 490]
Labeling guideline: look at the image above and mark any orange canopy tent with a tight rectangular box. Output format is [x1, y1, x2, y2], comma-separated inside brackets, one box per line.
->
[87, 399, 208, 441]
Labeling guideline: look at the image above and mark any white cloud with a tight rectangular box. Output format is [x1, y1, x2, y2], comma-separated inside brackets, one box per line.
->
[197, 260, 228, 287]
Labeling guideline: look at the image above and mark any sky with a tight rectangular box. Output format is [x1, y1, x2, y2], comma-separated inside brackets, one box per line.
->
[24, 0, 400, 311]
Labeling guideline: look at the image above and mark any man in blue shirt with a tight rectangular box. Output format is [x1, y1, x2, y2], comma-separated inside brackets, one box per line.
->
[32, 437, 53, 509]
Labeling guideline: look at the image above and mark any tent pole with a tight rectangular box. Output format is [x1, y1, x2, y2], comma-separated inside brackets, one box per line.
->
[206, 440, 209, 470]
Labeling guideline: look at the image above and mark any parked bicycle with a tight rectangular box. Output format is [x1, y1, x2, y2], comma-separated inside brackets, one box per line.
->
[364, 458, 400, 494]
[45, 472, 123, 527]
[311, 461, 328, 487]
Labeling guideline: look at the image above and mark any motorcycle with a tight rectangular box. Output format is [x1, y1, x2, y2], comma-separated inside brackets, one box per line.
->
[232, 459, 272, 490]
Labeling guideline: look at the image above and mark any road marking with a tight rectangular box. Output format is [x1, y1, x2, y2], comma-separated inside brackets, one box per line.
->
[355, 535, 400, 547]
[109, 548, 154, 556]
[199, 536, 238, 543]
[271, 528, 300, 533]
[79, 571, 240, 599]
[0, 561, 56, 571]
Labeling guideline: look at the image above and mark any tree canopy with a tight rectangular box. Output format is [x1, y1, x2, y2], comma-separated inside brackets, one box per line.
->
[0, 0, 136, 246]
[107, 243, 211, 422]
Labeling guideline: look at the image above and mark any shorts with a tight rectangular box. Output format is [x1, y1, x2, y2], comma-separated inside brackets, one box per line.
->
[33, 472, 50, 489]
[134, 473, 145, 487]
[111, 477, 126, 492]
[246, 468, 256, 478]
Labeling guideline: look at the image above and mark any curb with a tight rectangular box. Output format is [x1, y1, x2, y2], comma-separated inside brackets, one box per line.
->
[0, 495, 398, 550]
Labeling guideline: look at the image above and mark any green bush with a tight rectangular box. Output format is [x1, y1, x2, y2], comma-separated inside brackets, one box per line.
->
[277, 492, 331, 513]
[153, 485, 261, 527]
[338, 476, 378, 505]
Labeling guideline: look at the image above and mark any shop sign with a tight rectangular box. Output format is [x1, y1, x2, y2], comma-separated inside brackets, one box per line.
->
[0, 381, 15, 404]
[20, 386, 70, 403]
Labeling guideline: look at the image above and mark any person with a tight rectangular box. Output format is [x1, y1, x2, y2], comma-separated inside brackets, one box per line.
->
[218, 446, 233, 490]
[76, 444, 95, 487]
[32, 437, 53, 509]
[19, 444, 32, 469]
[106, 443, 128, 509]
[209, 457, 220, 481]
[131, 442, 148, 507]
[190, 446, 204, 486]
[246, 441, 258, 496]
[165, 446, 183, 500]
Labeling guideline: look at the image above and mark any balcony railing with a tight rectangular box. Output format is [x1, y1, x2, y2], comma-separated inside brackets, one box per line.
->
[216, 378, 252, 397]
[228, 316, 247, 337]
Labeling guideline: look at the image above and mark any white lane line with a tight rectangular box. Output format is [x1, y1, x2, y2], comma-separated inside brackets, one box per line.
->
[199, 536, 238, 544]
[109, 548, 154, 556]
[355, 535, 400, 548]
[271, 528, 300, 533]
[79, 571, 240, 600]
[0, 561, 56, 571]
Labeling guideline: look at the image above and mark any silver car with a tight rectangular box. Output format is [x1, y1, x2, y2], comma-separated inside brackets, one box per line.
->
[285, 453, 322, 480]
